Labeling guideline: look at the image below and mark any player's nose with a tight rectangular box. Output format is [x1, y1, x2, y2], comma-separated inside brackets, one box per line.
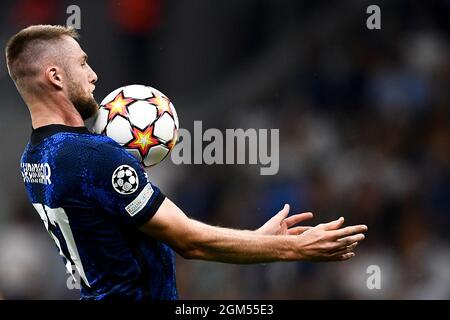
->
[88, 65, 98, 84]
[90, 70, 98, 84]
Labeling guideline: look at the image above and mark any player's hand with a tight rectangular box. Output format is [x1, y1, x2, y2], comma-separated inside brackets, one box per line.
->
[295, 217, 367, 261]
[256, 204, 313, 236]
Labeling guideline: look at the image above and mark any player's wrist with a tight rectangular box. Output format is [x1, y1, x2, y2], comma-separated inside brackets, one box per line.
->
[277, 236, 303, 261]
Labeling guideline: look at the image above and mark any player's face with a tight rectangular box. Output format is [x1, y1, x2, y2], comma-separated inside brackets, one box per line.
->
[62, 36, 99, 120]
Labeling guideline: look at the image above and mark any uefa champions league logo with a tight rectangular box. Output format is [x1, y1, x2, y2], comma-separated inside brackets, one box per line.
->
[112, 165, 139, 195]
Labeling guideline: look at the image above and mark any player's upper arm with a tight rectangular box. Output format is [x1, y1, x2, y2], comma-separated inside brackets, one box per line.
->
[84, 139, 165, 227]
[138, 197, 201, 259]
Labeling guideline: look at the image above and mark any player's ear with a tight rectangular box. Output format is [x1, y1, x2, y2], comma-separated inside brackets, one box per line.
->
[45, 66, 64, 90]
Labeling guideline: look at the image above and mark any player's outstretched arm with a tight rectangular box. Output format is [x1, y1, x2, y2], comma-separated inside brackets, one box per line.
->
[139, 198, 367, 263]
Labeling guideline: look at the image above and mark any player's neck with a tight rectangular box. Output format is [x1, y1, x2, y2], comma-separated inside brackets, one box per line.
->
[29, 96, 85, 129]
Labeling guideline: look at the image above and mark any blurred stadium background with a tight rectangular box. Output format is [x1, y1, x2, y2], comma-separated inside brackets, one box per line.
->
[0, 0, 449, 299]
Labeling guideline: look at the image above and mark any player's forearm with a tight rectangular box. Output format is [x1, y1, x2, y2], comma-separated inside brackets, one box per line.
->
[141, 198, 298, 263]
[182, 219, 299, 263]
[141, 198, 365, 263]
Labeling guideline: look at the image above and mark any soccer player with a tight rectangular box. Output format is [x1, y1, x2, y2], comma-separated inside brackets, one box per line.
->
[6, 25, 367, 300]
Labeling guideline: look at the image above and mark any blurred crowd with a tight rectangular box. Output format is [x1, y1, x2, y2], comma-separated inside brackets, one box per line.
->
[0, 0, 448, 299]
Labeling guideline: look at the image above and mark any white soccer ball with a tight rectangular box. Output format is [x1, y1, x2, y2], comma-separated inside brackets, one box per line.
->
[93, 84, 179, 167]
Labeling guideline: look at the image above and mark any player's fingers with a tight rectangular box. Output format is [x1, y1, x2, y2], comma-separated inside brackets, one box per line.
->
[322, 251, 355, 262]
[328, 225, 368, 240]
[333, 233, 365, 248]
[330, 242, 358, 256]
[284, 212, 313, 228]
[280, 221, 288, 234]
[319, 217, 344, 231]
[339, 252, 355, 261]
[287, 226, 313, 235]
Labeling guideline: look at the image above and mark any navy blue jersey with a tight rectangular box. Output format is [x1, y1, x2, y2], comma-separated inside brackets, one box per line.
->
[20, 124, 177, 300]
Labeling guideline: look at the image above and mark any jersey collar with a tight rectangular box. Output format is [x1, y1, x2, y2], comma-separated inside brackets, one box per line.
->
[31, 124, 91, 145]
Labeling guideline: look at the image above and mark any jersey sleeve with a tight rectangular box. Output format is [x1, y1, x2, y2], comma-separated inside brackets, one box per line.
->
[83, 140, 166, 227]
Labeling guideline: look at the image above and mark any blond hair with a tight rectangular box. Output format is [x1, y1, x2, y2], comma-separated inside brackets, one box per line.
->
[5, 25, 79, 93]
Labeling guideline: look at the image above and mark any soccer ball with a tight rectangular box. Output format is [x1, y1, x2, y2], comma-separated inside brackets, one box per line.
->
[92, 84, 179, 167]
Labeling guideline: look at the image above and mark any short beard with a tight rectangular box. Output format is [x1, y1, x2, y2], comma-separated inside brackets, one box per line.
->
[67, 80, 99, 121]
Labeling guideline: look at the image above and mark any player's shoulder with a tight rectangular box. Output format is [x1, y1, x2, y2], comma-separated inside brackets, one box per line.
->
[29, 124, 117, 151]
[57, 132, 131, 161]
[59, 131, 117, 150]
[29, 125, 131, 165]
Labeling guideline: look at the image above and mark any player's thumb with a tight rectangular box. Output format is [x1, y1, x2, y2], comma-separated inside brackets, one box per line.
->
[321, 217, 345, 230]
[275, 204, 290, 222]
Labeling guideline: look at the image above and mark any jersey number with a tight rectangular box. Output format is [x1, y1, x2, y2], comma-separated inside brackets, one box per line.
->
[32, 203, 90, 288]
